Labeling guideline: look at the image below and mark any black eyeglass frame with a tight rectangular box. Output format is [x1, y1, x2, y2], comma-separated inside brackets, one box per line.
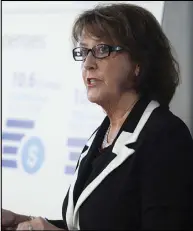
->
[72, 44, 124, 61]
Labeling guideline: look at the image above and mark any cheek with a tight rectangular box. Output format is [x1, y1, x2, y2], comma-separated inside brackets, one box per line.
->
[99, 60, 116, 81]
[102, 59, 135, 93]
[102, 62, 127, 87]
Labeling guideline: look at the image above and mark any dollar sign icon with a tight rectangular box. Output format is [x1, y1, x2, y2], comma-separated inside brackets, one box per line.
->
[27, 145, 38, 168]
[21, 137, 45, 174]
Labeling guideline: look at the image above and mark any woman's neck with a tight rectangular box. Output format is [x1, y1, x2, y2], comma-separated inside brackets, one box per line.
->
[101, 92, 139, 148]
[104, 92, 139, 129]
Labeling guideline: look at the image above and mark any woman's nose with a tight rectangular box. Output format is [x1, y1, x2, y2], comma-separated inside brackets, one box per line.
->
[83, 51, 97, 70]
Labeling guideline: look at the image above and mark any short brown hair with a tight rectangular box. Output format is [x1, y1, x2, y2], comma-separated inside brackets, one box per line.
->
[72, 3, 180, 105]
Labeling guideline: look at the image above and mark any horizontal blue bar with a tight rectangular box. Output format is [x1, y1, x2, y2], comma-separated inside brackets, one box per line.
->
[67, 138, 86, 147]
[69, 152, 80, 161]
[6, 119, 34, 129]
[2, 132, 24, 141]
[64, 165, 76, 175]
[3, 146, 18, 154]
[2, 159, 17, 168]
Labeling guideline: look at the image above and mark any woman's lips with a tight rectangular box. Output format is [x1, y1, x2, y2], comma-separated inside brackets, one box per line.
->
[86, 78, 101, 87]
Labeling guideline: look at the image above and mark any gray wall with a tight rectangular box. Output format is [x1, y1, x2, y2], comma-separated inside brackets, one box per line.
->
[162, 1, 193, 134]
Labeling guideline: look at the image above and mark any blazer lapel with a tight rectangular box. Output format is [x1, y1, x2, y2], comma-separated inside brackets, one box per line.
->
[71, 100, 160, 229]
[66, 128, 99, 231]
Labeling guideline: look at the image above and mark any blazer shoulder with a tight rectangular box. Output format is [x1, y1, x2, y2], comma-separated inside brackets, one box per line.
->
[139, 106, 193, 173]
[147, 106, 192, 136]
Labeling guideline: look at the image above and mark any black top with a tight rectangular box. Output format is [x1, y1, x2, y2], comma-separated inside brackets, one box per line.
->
[74, 144, 113, 206]
[48, 97, 193, 230]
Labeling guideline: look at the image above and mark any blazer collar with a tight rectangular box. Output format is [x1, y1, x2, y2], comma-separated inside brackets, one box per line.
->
[66, 97, 160, 230]
[91, 96, 154, 151]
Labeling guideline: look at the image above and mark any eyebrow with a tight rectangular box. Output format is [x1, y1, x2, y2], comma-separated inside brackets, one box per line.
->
[78, 42, 111, 48]
[79, 42, 88, 47]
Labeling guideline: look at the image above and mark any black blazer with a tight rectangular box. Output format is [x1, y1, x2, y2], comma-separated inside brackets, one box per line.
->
[48, 97, 193, 230]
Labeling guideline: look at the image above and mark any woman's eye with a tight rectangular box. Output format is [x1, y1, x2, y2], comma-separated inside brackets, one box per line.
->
[76, 51, 82, 56]
[99, 46, 108, 53]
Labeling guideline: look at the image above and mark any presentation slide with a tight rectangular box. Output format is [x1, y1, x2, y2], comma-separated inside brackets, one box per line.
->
[2, 1, 164, 219]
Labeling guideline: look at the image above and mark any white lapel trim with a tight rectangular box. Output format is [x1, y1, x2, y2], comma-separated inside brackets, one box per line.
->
[69, 100, 159, 230]
[66, 129, 98, 230]
[113, 100, 160, 152]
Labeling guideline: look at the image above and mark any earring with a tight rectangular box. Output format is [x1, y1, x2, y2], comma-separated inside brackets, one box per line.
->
[135, 65, 140, 76]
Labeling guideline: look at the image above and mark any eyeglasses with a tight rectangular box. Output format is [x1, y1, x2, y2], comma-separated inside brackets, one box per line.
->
[72, 44, 124, 61]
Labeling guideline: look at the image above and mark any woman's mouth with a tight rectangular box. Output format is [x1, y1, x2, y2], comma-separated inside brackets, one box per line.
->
[87, 78, 100, 87]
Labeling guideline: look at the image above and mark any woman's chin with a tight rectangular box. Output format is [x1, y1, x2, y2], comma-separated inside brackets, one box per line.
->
[87, 95, 100, 104]
[87, 93, 102, 105]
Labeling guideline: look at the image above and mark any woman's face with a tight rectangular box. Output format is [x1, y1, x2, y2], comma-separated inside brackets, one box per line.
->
[79, 32, 137, 106]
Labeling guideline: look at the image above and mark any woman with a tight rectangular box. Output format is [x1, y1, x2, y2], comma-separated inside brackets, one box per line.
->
[2, 3, 193, 230]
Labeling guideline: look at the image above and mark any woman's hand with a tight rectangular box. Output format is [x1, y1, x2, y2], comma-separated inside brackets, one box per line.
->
[16, 217, 64, 230]
[2, 209, 17, 229]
